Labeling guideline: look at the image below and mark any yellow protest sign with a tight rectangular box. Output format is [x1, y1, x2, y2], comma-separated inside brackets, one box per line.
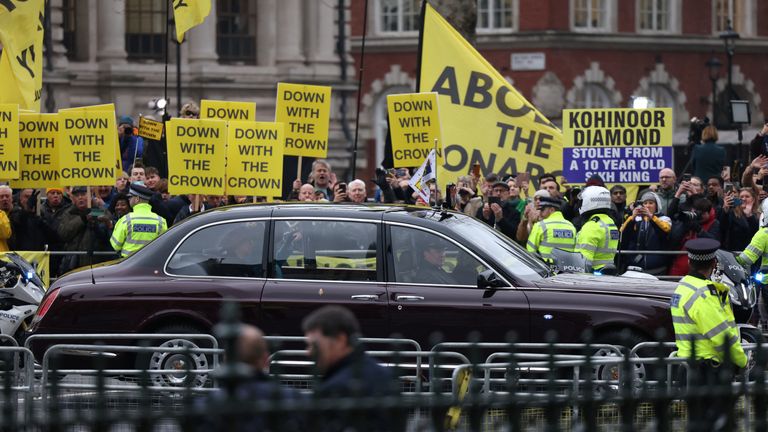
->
[61, 104, 123, 179]
[138, 116, 164, 140]
[0, 104, 20, 179]
[226, 121, 284, 197]
[166, 118, 227, 195]
[386, 93, 442, 168]
[562, 108, 673, 184]
[419, 4, 562, 185]
[200, 100, 256, 122]
[11, 113, 60, 188]
[275, 83, 331, 158]
[0, 0, 45, 111]
[58, 111, 118, 186]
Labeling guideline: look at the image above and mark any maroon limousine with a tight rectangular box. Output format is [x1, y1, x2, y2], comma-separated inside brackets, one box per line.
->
[27, 203, 676, 378]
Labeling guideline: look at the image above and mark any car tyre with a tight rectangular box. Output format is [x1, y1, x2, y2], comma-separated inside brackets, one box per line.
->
[135, 324, 213, 389]
[590, 330, 647, 394]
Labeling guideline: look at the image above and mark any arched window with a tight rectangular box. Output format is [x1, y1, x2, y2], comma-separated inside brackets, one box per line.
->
[573, 84, 612, 109]
[646, 84, 675, 110]
[216, 0, 258, 64]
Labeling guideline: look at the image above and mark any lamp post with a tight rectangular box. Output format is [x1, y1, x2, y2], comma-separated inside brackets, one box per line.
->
[705, 56, 721, 125]
[719, 20, 740, 126]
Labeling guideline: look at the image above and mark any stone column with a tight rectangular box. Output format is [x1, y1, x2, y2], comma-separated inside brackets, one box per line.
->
[96, 0, 127, 62]
[305, 0, 336, 65]
[187, 0, 218, 64]
[275, 0, 304, 67]
[256, 0, 277, 66]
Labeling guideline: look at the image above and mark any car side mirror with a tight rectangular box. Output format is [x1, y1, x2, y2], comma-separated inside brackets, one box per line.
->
[477, 269, 506, 289]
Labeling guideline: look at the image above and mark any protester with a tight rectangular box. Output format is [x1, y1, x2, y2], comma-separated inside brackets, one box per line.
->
[610, 185, 629, 223]
[639, 168, 677, 215]
[57, 186, 114, 274]
[720, 187, 760, 253]
[620, 192, 672, 274]
[115, 172, 130, 195]
[668, 196, 720, 276]
[302, 305, 402, 431]
[118, 116, 143, 173]
[144, 167, 162, 191]
[346, 179, 367, 204]
[130, 164, 146, 183]
[9, 188, 58, 251]
[539, 176, 562, 199]
[706, 176, 724, 212]
[108, 193, 132, 221]
[690, 125, 726, 184]
[297, 184, 315, 202]
[749, 123, 768, 159]
[309, 160, 335, 200]
[0, 186, 12, 252]
[477, 181, 520, 239]
[452, 175, 482, 216]
[92, 185, 116, 210]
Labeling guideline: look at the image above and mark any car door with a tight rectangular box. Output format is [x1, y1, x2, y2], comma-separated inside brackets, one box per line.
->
[259, 218, 390, 337]
[163, 219, 269, 327]
[385, 223, 530, 347]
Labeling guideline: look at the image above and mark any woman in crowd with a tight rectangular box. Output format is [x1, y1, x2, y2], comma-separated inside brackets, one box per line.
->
[108, 193, 132, 221]
[453, 175, 482, 216]
[720, 187, 760, 252]
[619, 192, 672, 274]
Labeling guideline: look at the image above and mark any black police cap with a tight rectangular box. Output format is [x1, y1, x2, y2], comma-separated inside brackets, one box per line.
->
[128, 182, 154, 201]
[684, 238, 720, 262]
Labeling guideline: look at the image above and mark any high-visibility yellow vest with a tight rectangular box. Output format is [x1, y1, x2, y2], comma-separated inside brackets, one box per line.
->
[110, 203, 167, 257]
[737, 227, 768, 268]
[670, 274, 747, 368]
[575, 213, 618, 270]
[527, 211, 576, 262]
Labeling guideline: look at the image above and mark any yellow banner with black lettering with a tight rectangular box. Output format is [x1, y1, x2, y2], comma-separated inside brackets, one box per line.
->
[0, 0, 45, 111]
[418, 3, 562, 184]
[173, 0, 211, 43]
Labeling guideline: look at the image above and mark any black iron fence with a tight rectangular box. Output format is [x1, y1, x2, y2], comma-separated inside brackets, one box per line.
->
[1, 304, 767, 431]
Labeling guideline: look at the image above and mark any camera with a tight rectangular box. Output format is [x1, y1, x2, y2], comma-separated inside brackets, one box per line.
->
[633, 201, 643, 208]
[688, 116, 710, 145]
[681, 173, 692, 183]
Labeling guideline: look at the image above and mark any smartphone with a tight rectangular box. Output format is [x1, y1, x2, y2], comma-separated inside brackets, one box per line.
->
[471, 163, 481, 178]
[89, 208, 105, 218]
[444, 184, 455, 209]
[724, 183, 734, 195]
[733, 198, 743, 206]
[386, 168, 396, 176]
[488, 196, 501, 206]
[516, 172, 530, 188]
[682, 173, 692, 182]
[337, 182, 347, 194]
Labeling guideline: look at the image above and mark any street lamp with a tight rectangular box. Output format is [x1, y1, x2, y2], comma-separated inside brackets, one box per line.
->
[705, 56, 721, 125]
[719, 20, 740, 126]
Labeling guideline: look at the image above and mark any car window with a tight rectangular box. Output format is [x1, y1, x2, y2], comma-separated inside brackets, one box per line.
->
[390, 226, 489, 286]
[272, 220, 378, 281]
[166, 221, 266, 277]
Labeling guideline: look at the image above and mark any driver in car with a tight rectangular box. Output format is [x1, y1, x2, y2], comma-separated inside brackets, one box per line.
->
[415, 237, 454, 285]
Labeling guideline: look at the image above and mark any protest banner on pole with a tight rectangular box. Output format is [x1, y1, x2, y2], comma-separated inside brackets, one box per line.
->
[58, 110, 118, 186]
[10, 113, 60, 189]
[166, 118, 227, 196]
[275, 83, 331, 158]
[226, 121, 284, 197]
[0, 104, 20, 179]
[138, 116, 164, 140]
[386, 92, 442, 168]
[562, 108, 673, 184]
[60, 104, 123, 179]
[200, 100, 256, 122]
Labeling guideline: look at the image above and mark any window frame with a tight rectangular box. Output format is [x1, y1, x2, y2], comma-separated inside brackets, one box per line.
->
[164, 218, 269, 280]
[635, 0, 680, 34]
[216, 0, 258, 64]
[375, 0, 421, 36]
[384, 222, 512, 289]
[570, 0, 615, 33]
[476, 0, 518, 34]
[267, 217, 384, 284]
[573, 83, 614, 109]
[125, 0, 167, 61]
[712, 0, 755, 36]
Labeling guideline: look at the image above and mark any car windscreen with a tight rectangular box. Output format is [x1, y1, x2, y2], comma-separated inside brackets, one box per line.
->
[440, 214, 549, 280]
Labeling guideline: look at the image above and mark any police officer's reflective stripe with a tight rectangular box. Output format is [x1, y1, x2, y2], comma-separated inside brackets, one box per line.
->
[527, 241, 537, 250]
[672, 315, 695, 324]
[703, 321, 732, 340]
[576, 243, 597, 252]
[675, 334, 705, 341]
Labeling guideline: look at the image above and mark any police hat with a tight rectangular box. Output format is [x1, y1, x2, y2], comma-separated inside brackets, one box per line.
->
[537, 196, 562, 210]
[684, 238, 720, 262]
[128, 182, 154, 200]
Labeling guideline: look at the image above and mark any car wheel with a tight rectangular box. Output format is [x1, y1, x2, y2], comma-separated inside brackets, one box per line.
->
[590, 331, 647, 394]
[135, 324, 212, 388]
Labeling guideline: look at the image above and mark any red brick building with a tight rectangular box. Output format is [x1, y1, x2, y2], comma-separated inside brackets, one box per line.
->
[349, 0, 768, 175]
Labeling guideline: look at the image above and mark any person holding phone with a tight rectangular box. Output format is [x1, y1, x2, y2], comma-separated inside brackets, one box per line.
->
[619, 192, 672, 274]
[749, 122, 768, 159]
[720, 187, 759, 252]
[477, 181, 521, 240]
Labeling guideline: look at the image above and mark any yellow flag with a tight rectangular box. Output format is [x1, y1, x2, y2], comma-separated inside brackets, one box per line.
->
[418, 3, 562, 184]
[0, 0, 46, 111]
[173, 0, 211, 43]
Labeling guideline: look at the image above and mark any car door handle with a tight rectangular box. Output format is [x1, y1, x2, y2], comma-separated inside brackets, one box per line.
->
[351, 295, 380, 301]
[396, 295, 425, 302]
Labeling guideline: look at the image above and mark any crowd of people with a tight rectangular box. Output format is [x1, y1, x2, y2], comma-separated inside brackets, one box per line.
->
[2, 113, 768, 279]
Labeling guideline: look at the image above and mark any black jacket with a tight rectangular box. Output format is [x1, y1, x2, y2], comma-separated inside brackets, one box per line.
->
[8, 206, 59, 251]
[475, 199, 521, 239]
[315, 349, 404, 432]
[141, 137, 168, 178]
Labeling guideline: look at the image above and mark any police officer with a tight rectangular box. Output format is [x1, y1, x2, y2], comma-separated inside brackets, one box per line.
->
[671, 239, 747, 375]
[110, 182, 167, 257]
[575, 186, 619, 271]
[527, 196, 576, 263]
[737, 199, 768, 269]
